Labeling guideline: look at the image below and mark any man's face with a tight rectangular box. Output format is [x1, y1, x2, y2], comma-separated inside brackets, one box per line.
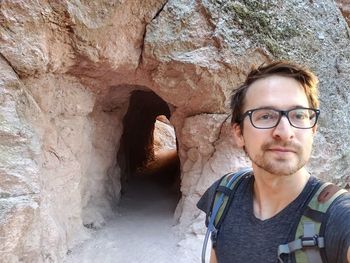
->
[233, 75, 317, 176]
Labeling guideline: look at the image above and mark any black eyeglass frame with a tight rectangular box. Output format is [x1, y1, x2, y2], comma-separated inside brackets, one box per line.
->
[240, 107, 321, 129]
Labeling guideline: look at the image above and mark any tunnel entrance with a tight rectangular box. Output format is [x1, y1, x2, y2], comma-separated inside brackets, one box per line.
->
[66, 90, 183, 262]
[117, 90, 181, 207]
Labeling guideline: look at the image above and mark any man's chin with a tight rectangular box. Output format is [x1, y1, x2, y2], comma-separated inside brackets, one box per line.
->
[249, 152, 307, 176]
[255, 161, 301, 176]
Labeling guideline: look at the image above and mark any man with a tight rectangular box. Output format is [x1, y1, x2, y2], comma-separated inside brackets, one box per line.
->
[197, 61, 350, 263]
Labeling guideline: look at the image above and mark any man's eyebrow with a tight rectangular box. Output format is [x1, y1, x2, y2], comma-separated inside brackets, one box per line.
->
[253, 105, 310, 110]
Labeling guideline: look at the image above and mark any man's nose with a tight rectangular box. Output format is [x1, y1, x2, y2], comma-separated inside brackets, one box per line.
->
[272, 115, 295, 140]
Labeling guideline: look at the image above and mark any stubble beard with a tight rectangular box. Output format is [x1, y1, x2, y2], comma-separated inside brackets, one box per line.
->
[245, 141, 310, 176]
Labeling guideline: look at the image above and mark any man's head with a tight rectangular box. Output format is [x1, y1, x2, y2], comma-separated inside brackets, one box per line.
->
[231, 61, 320, 176]
[231, 61, 319, 127]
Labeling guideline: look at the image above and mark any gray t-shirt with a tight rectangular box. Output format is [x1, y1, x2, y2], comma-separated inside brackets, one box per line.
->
[197, 174, 350, 263]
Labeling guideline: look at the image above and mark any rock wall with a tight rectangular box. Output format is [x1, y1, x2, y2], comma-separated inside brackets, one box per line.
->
[143, 0, 350, 237]
[0, 1, 167, 262]
[0, 56, 42, 262]
[0, 0, 350, 262]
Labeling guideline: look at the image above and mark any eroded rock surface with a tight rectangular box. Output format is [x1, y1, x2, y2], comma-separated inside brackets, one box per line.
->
[0, 56, 42, 262]
[0, 0, 349, 262]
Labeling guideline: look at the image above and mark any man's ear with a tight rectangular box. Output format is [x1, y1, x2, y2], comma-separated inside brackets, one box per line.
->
[312, 124, 318, 135]
[232, 123, 245, 148]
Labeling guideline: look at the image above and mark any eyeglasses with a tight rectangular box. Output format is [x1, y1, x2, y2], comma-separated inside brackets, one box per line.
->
[241, 107, 320, 129]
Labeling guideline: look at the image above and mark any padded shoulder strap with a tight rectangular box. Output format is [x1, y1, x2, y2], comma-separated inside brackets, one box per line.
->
[212, 170, 248, 226]
[201, 167, 252, 263]
[308, 182, 348, 213]
[278, 182, 348, 263]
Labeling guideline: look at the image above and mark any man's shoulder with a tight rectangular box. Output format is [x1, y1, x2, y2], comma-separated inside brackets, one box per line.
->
[299, 176, 349, 225]
[323, 190, 350, 262]
[196, 179, 221, 215]
[328, 190, 350, 213]
[323, 188, 350, 237]
[196, 171, 252, 214]
[308, 176, 349, 204]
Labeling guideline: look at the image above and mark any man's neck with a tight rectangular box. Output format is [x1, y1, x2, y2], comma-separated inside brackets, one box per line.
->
[251, 166, 310, 220]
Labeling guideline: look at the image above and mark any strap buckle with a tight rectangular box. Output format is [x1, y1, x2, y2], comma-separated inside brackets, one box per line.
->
[301, 235, 318, 247]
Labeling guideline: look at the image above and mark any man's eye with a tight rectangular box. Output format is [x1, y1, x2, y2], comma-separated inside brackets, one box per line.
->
[295, 113, 307, 119]
[255, 112, 276, 121]
[293, 111, 309, 120]
[260, 114, 273, 120]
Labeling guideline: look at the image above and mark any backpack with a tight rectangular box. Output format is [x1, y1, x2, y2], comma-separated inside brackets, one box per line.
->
[201, 168, 348, 263]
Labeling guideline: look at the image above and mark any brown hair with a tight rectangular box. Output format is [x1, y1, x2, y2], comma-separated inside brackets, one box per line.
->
[230, 61, 319, 125]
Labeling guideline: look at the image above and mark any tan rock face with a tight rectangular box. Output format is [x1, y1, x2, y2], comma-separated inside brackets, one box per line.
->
[0, 0, 166, 76]
[24, 74, 96, 255]
[0, 57, 42, 261]
[1, 0, 350, 262]
[154, 117, 176, 152]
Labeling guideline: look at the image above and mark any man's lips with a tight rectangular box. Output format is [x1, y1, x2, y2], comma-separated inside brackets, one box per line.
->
[267, 147, 296, 153]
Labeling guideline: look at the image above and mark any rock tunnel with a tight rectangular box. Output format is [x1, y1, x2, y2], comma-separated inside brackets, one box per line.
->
[117, 90, 181, 200]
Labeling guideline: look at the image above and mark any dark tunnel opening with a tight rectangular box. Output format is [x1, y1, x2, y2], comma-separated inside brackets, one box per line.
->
[117, 90, 181, 209]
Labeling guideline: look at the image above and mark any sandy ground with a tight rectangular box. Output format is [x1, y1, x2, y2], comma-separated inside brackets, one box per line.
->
[64, 178, 202, 263]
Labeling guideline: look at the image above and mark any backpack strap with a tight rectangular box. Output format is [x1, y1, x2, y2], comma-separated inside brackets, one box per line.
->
[201, 167, 252, 263]
[212, 172, 245, 227]
[210, 168, 252, 246]
[277, 182, 348, 263]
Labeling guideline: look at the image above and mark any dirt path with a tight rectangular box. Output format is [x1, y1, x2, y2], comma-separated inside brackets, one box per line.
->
[65, 178, 184, 263]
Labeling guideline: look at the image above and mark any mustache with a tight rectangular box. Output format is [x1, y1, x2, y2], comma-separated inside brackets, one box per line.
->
[261, 141, 301, 152]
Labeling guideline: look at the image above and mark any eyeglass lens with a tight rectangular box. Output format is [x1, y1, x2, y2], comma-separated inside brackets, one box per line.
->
[251, 108, 317, 129]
